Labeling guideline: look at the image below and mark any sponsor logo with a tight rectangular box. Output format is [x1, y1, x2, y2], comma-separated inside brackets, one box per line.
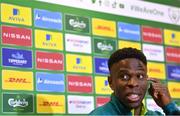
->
[65, 34, 91, 54]
[164, 29, 180, 46]
[37, 94, 65, 113]
[91, 0, 96, 3]
[2, 25, 32, 47]
[142, 26, 162, 44]
[35, 29, 63, 50]
[76, 58, 81, 64]
[65, 14, 90, 33]
[3, 93, 33, 113]
[166, 47, 180, 63]
[67, 75, 93, 93]
[168, 82, 180, 98]
[34, 9, 62, 30]
[92, 18, 116, 38]
[168, 8, 180, 24]
[94, 57, 109, 75]
[6, 78, 30, 83]
[8, 98, 28, 108]
[68, 95, 94, 114]
[39, 101, 62, 106]
[36, 51, 64, 71]
[2, 70, 33, 91]
[1, 3, 32, 26]
[167, 65, 180, 81]
[96, 97, 110, 107]
[97, 42, 113, 51]
[143, 44, 164, 62]
[2, 48, 32, 68]
[94, 38, 116, 55]
[147, 62, 165, 80]
[46, 34, 51, 41]
[95, 76, 112, 94]
[66, 54, 92, 73]
[118, 40, 141, 50]
[13, 8, 20, 15]
[118, 22, 140, 41]
[36, 72, 65, 92]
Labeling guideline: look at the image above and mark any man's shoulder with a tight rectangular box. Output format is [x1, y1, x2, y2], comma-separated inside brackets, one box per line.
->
[146, 110, 164, 116]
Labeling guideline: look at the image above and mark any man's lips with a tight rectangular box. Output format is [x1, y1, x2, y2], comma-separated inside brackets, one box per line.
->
[126, 94, 140, 102]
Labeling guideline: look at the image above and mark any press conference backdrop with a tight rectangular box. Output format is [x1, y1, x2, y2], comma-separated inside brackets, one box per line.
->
[0, 0, 180, 115]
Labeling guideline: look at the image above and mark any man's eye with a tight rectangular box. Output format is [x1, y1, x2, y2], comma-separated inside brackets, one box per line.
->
[137, 74, 145, 79]
[121, 75, 129, 80]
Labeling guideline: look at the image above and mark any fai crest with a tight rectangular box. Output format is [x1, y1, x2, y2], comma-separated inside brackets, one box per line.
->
[168, 8, 180, 24]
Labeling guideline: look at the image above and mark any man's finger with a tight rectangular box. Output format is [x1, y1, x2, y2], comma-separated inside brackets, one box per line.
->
[147, 78, 161, 83]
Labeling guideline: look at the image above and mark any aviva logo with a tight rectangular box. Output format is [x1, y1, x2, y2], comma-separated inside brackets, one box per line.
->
[35, 29, 63, 50]
[13, 8, 20, 15]
[1, 3, 32, 26]
[46, 34, 52, 41]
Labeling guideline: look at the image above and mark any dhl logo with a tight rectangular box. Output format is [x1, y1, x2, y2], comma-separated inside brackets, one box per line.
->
[6, 77, 30, 83]
[41, 101, 62, 106]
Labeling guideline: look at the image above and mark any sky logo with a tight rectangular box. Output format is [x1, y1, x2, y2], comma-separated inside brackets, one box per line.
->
[46, 34, 51, 41]
[76, 58, 81, 64]
[36, 72, 65, 92]
[13, 8, 19, 15]
[35, 14, 41, 20]
[34, 9, 62, 31]
[118, 22, 140, 41]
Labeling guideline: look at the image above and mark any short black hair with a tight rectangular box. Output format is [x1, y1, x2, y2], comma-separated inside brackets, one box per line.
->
[108, 47, 147, 70]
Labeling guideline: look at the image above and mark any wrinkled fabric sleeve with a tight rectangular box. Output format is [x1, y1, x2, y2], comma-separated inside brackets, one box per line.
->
[162, 102, 180, 115]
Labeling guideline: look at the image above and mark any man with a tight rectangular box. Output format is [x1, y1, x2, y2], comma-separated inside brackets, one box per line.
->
[89, 47, 179, 115]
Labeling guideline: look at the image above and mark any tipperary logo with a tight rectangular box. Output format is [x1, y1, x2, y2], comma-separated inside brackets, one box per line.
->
[168, 8, 180, 24]
[11, 52, 24, 59]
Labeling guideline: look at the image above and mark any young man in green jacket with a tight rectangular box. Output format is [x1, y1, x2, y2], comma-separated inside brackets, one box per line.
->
[89, 48, 179, 115]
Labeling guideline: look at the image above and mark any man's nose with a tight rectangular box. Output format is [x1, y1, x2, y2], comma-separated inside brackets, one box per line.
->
[127, 77, 138, 87]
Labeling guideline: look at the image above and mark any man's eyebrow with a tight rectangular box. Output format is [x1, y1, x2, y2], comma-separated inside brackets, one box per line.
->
[137, 65, 146, 70]
[118, 68, 129, 72]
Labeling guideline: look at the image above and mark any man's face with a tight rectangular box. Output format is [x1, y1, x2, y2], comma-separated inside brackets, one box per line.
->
[108, 58, 148, 109]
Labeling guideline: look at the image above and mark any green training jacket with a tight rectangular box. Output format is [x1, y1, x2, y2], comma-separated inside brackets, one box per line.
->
[89, 94, 180, 115]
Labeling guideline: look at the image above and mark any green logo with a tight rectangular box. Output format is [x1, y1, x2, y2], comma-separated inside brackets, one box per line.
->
[94, 38, 116, 55]
[91, 0, 96, 3]
[3, 93, 33, 113]
[65, 14, 90, 33]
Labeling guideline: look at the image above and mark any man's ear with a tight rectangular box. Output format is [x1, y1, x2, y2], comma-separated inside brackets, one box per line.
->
[108, 76, 114, 90]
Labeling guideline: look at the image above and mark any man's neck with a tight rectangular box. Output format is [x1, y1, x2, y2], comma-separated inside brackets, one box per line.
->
[134, 103, 143, 115]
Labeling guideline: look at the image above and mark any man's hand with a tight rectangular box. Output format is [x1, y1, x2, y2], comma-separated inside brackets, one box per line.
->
[147, 78, 172, 108]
